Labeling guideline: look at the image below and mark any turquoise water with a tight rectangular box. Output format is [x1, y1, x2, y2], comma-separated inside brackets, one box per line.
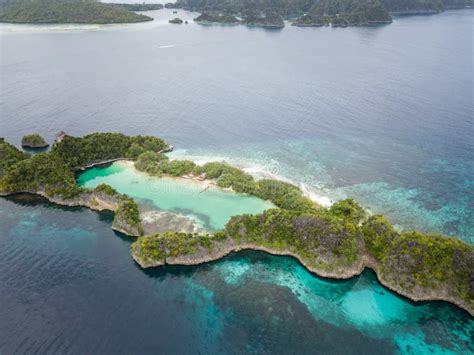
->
[1, 8, 473, 353]
[2, 10, 472, 241]
[0, 196, 472, 353]
[76, 162, 274, 231]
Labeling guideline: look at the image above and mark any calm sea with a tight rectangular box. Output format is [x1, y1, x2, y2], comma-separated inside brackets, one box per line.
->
[0, 8, 473, 353]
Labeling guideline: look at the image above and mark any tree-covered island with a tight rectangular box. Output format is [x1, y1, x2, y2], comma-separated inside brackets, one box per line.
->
[177, 0, 473, 28]
[194, 13, 240, 25]
[0, 0, 154, 24]
[106, 3, 163, 12]
[169, 17, 184, 24]
[1, 0, 471, 27]
[0, 132, 472, 316]
[0, 133, 170, 236]
[21, 133, 49, 148]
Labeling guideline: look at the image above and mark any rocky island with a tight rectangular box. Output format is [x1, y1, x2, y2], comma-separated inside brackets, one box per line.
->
[106, 3, 163, 12]
[0, 132, 473, 316]
[178, 0, 472, 28]
[0, 0, 153, 24]
[21, 133, 49, 149]
[194, 13, 240, 25]
[0, 133, 170, 236]
[169, 17, 183, 24]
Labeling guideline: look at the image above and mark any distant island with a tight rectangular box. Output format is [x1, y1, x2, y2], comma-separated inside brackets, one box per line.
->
[21, 133, 49, 149]
[106, 3, 163, 12]
[194, 12, 284, 28]
[0, 0, 154, 24]
[0, 132, 473, 316]
[194, 13, 239, 25]
[179, 0, 473, 28]
[0, 0, 471, 27]
[169, 17, 183, 24]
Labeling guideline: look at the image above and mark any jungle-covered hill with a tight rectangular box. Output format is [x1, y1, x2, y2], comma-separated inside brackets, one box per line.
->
[177, 0, 472, 27]
[0, 0, 153, 24]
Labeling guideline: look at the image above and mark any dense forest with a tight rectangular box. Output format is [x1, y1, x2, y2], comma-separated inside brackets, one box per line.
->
[0, 0, 471, 26]
[0, 0, 153, 24]
[178, 0, 472, 26]
[106, 3, 163, 11]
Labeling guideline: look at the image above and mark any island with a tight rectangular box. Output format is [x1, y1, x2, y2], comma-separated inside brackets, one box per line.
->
[0, 133, 170, 236]
[0, 132, 472, 316]
[0, 0, 153, 24]
[106, 3, 164, 12]
[194, 13, 240, 25]
[381, 0, 444, 15]
[169, 17, 183, 24]
[243, 13, 285, 29]
[177, 0, 473, 28]
[21, 133, 49, 149]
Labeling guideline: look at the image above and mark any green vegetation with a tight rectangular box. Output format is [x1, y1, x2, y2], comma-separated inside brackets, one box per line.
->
[107, 3, 163, 11]
[51, 132, 168, 169]
[169, 17, 183, 24]
[329, 198, 366, 224]
[132, 232, 218, 264]
[1, 132, 472, 312]
[94, 183, 118, 196]
[178, 0, 391, 26]
[0, 152, 81, 197]
[115, 197, 143, 235]
[363, 216, 474, 303]
[133, 203, 474, 309]
[243, 13, 285, 28]
[0, 133, 164, 235]
[194, 12, 239, 24]
[165, 2, 182, 9]
[0, 0, 153, 24]
[0, 138, 29, 179]
[228, 208, 361, 268]
[362, 215, 397, 261]
[179, 0, 469, 27]
[133, 153, 318, 212]
[382, 0, 443, 13]
[21, 133, 48, 148]
[131, 157, 474, 310]
[294, 0, 392, 27]
[1, 133, 168, 199]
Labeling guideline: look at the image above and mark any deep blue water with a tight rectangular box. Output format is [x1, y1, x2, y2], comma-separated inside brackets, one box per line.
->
[0, 196, 472, 354]
[0, 8, 473, 353]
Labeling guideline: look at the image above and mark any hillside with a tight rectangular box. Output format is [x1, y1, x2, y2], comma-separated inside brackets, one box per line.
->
[177, 0, 472, 27]
[0, 0, 153, 24]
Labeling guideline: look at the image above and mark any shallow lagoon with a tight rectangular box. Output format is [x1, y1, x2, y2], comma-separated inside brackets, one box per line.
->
[1, 8, 473, 353]
[76, 161, 274, 231]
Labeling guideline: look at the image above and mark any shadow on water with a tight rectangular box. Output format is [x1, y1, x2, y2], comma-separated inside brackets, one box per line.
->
[3, 193, 473, 320]
[22, 146, 49, 155]
[4, 193, 83, 212]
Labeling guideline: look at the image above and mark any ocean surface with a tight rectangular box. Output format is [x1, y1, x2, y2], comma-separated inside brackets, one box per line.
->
[1, 8, 472, 242]
[1, 196, 473, 354]
[0, 7, 473, 354]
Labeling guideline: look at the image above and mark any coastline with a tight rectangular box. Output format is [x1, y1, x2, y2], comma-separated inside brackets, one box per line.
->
[117, 159, 236, 193]
[0, 186, 142, 237]
[131, 240, 474, 317]
[167, 151, 335, 208]
[3, 183, 472, 316]
[1, 135, 472, 317]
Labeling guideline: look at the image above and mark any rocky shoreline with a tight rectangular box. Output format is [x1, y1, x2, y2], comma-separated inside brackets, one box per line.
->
[131, 238, 474, 316]
[0, 188, 142, 237]
[1, 133, 472, 318]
